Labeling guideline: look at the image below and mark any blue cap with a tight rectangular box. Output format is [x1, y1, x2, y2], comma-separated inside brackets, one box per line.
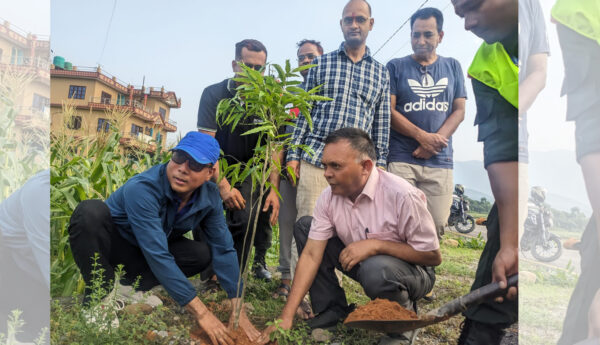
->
[172, 132, 220, 164]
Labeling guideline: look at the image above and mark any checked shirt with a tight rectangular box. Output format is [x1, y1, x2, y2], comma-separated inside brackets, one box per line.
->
[287, 42, 391, 167]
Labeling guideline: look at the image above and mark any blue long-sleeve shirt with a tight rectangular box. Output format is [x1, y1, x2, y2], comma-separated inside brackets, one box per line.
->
[105, 164, 241, 306]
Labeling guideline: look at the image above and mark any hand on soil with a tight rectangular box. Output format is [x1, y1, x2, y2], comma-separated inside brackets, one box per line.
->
[197, 312, 234, 345]
[492, 246, 518, 303]
[257, 318, 292, 345]
[228, 298, 261, 342]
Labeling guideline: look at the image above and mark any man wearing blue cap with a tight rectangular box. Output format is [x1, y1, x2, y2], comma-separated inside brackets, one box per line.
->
[68, 132, 259, 344]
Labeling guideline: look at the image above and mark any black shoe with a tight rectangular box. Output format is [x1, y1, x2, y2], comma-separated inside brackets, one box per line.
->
[253, 262, 272, 281]
[457, 318, 506, 345]
[307, 304, 355, 329]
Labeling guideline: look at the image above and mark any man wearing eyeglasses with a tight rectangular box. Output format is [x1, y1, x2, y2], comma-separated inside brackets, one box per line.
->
[286, 0, 391, 223]
[197, 39, 277, 282]
[386, 7, 467, 241]
[297, 39, 324, 84]
[68, 132, 260, 345]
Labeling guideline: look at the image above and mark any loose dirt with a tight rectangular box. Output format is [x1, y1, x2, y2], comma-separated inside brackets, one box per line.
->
[190, 325, 276, 345]
[344, 298, 418, 323]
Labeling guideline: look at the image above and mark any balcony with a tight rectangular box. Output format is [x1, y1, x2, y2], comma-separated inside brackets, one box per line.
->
[87, 97, 158, 123]
[119, 131, 157, 153]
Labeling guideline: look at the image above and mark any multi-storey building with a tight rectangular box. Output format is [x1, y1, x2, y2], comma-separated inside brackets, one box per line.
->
[50, 64, 179, 153]
[0, 19, 50, 126]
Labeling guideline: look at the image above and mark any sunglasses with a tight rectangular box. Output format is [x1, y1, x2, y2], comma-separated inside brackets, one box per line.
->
[171, 150, 213, 172]
[342, 16, 369, 26]
[243, 63, 264, 71]
[297, 53, 317, 62]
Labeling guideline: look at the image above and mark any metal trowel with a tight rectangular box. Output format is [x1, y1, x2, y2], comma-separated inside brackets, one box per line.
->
[344, 274, 518, 333]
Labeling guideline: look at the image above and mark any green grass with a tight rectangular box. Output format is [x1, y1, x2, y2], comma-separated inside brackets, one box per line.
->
[550, 226, 584, 241]
[51, 229, 485, 344]
[468, 212, 489, 219]
[519, 260, 579, 345]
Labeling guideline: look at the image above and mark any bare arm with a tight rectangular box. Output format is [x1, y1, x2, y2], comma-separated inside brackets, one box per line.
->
[280, 238, 327, 324]
[390, 95, 448, 154]
[437, 97, 466, 139]
[257, 238, 328, 344]
[263, 149, 283, 225]
[199, 129, 246, 210]
[519, 53, 548, 116]
[339, 239, 441, 272]
[186, 296, 234, 345]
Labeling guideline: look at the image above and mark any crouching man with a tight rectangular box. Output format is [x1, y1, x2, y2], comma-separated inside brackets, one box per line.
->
[68, 131, 259, 345]
[259, 128, 442, 345]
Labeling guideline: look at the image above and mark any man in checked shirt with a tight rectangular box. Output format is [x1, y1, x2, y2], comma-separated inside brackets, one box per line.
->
[286, 0, 391, 220]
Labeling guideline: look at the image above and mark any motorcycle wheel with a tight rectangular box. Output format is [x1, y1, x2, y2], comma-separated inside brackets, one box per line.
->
[455, 215, 476, 234]
[531, 233, 562, 262]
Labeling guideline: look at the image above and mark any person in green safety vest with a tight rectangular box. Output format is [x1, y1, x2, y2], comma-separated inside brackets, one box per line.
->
[552, 1, 600, 344]
[451, 0, 518, 344]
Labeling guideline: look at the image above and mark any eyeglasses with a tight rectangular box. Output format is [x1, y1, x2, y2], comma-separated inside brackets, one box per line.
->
[342, 16, 369, 26]
[297, 53, 317, 62]
[171, 150, 213, 172]
[242, 63, 264, 71]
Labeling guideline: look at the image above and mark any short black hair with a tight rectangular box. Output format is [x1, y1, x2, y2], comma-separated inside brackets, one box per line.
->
[410, 7, 444, 33]
[297, 39, 324, 56]
[343, 0, 372, 16]
[324, 127, 376, 161]
[235, 39, 268, 61]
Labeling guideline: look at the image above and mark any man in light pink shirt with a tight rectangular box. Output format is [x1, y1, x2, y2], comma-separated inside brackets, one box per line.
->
[260, 128, 441, 345]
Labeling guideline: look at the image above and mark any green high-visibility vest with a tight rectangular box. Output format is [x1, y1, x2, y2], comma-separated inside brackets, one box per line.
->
[552, 0, 600, 45]
[468, 42, 519, 108]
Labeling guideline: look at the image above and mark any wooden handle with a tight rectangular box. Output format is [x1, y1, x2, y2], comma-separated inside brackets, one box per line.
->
[433, 274, 518, 318]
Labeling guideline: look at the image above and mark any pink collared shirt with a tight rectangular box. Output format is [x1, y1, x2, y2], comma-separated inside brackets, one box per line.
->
[309, 168, 439, 252]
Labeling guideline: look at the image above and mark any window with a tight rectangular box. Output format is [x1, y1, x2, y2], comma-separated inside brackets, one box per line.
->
[117, 93, 126, 105]
[97, 118, 110, 133]
[101, 92, 112, 104]
[32, 93, 49, 111]
[145, 127, 153, 136]
[10, 47, 23, 65]
[158, 107, 166, 120]
[131, 124, 143, 136]
[156, 132, 162, 143]
[67, 116, 82, 130]
[68, 85, 86, 99]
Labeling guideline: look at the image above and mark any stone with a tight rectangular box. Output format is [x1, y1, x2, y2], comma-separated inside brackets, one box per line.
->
[520, 271, 537, 284]
[443, 239, 459, 247]
[122, 303, 153, 316]
[311, 328, 332, 342]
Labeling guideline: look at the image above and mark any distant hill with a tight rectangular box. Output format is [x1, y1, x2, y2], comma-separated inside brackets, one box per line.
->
[454, 160, 493, 201]
[453, 151, 592, 215]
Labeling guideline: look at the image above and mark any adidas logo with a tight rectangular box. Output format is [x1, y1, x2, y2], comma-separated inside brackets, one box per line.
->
[404, 74, 450, 113]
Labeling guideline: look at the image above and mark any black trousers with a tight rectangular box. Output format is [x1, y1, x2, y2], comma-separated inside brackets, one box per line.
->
[227, 176, 272, 271]
[558, 215, 599, 345]
[463, 203, 518, 325]
[294, 216, 435, 314]
[68, 200, 211, 301]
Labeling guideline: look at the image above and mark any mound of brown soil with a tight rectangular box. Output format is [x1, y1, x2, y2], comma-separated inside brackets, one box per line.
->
[190, 325, 276, 345]
[344, 298, 418, 323]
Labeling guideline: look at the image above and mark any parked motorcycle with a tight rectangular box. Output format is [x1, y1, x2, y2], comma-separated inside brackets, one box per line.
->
[520, 186, 562, 262]
[448, 184, 475, 234]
